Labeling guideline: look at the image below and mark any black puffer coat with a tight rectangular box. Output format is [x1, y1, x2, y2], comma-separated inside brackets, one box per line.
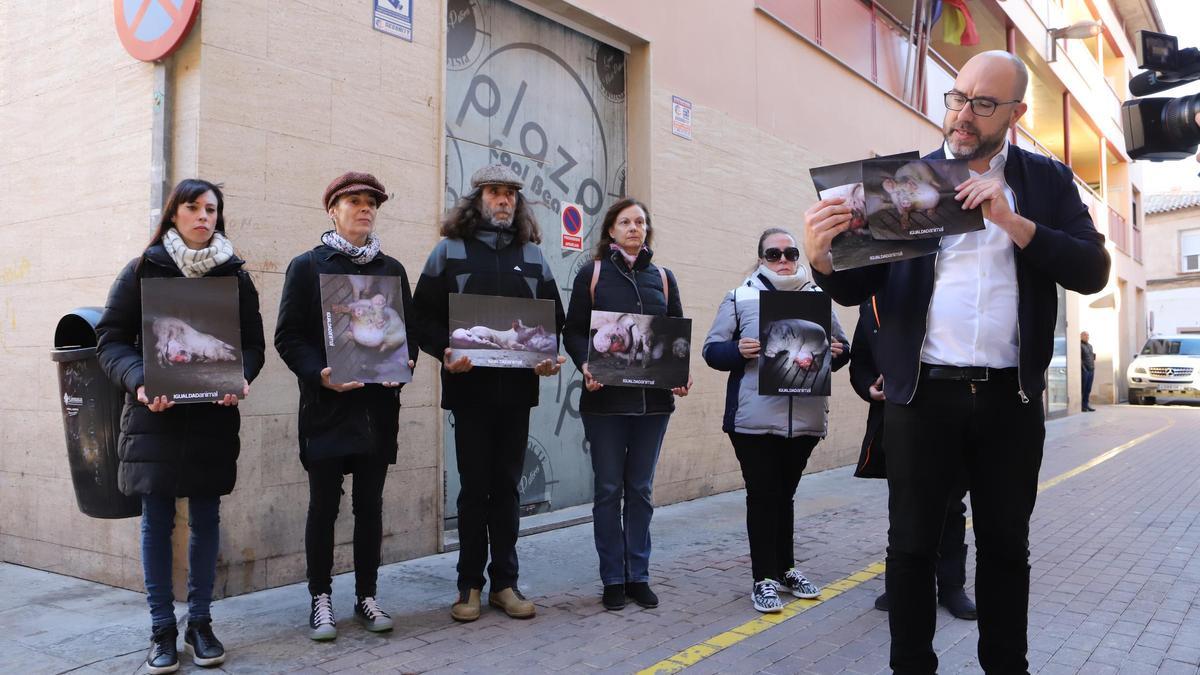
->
[95, 244, 266, 497]
[274, 245, 417, 468]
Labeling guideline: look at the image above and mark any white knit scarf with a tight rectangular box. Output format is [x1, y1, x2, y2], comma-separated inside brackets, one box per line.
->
[756, 263, 809, 291]
[163, 228, 234, 278]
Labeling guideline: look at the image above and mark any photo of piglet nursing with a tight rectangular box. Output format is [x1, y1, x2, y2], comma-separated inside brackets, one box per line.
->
[587, 310, 691, 389]
[319, 273, 412, 384]
[141, 277, 244, 403]
[758, 291, 832, 396]
[862, 158, 984, 240]
[447, 294, 558, 369]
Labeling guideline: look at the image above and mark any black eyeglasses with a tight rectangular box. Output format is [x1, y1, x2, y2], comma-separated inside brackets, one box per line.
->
[762, 247, 800, 263]
[944, 92, 1021, 117]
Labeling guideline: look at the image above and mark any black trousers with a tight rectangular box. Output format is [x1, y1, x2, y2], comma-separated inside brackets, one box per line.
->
[305, 453, 389, 598]
[934, 492, 969, 591]
[452, 407, 530, 593]
[729, 432, 819, 583]
[885, 367, 1044, 675]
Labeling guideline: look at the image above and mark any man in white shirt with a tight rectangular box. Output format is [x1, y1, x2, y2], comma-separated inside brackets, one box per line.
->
[805, 51, 1111, 674]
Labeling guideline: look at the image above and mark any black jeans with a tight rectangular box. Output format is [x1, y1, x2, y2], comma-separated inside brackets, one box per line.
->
[885, 367, 1044, 674]
[729, 432, 819, 583]
[452, 406, 530, 592]
[305, 454, 389, 598]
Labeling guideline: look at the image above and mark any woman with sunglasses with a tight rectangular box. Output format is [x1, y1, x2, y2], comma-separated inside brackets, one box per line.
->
[701, 228, 849, 613]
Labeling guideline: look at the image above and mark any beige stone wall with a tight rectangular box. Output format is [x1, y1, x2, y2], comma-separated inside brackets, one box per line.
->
[0, 0, 157, 589]
[1145, 208, 1200, 281]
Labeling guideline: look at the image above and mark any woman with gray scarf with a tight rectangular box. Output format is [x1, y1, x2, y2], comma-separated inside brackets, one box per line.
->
[702, 228, 849, 614]
[275, 172, 417, 641]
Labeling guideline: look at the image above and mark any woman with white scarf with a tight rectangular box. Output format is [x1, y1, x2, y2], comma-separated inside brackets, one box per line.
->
[275, 171, 418, 642]
[701, 228, 849, 614]
[96, 179, 266, 673]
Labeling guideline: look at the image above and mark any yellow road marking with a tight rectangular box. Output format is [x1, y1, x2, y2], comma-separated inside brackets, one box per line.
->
[637, 416, 1175, 675]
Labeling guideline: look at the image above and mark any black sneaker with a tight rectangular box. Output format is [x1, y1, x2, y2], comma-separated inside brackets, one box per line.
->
[626, 582, 659, 608]
[309, 592, 337, 641]
[184, 618, 225, 667]
[602, 584, 626, 611]
[145, 624, 179, 674]
[354, 596, 394, 632]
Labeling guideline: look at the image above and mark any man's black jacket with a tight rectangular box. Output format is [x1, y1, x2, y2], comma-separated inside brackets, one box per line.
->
[813, 144, 1110, 403]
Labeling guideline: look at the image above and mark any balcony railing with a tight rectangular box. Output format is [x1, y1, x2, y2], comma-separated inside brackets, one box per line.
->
[1108, 205, 1129, 254]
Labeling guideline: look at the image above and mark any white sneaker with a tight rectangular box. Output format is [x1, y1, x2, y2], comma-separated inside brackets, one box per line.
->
[752, 579, 784, 613]
[781, 568, 821, 599]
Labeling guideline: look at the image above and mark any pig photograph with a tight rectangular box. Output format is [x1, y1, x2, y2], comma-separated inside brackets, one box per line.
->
[319, 273, 412, 384]
[758, 291, 832, 396]
[586, 310, 692, 389]
[862, 158, 984, 240]
[448, 294, 558, 369]
[809, 153, 938, 271]
[141, 277, 244, 403]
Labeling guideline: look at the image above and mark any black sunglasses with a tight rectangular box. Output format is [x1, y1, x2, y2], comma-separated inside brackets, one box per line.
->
[762, 247, 800, 263]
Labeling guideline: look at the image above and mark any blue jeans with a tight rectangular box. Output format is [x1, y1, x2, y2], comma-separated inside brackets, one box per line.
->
[1082, 368, 1095, 408]
[583, 414, 670, 586]
[141, 495, 221, 628]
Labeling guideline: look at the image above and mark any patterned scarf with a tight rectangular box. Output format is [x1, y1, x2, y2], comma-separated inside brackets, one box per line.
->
[163, 228, 234, 278]
[321, 229, 381, 265]
[609, 242, 642, 269]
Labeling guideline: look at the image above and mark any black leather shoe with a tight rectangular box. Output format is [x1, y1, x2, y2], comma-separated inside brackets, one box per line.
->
[146, 624, 179, 674]
[938, 587, 978, 620]
[184, 618, 226, 667]
[602, 584, 626, 610]
[874, 592, 889, 611]
[626, 582, 659, 608]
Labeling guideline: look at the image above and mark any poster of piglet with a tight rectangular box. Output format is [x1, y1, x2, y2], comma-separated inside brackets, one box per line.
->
[141, 277, 244, 403]
[319, 274, 412, 384]
[758, 291, 832, 396]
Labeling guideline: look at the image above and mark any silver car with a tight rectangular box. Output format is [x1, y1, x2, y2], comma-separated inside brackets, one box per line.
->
[1127, 335, 1200, 405]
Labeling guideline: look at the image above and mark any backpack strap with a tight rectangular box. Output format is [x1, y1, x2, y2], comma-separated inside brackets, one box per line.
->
[589, 260, 601, 304]
[658, 266, 669, 307]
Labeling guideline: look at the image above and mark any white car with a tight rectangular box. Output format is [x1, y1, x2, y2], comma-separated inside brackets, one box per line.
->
[1127, 335, 1200, 405]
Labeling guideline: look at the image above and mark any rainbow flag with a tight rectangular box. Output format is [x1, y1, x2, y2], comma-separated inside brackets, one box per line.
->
[938, 0, 980, 46]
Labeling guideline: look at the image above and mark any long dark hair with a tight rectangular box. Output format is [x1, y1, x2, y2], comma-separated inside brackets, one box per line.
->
[148, 178, 226, 248]
[593, 197, 653, 260]
[440, 188, 541, 244]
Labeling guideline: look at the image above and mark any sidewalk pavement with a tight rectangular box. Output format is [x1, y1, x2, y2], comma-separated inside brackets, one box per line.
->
[2, 404, 1199, 674]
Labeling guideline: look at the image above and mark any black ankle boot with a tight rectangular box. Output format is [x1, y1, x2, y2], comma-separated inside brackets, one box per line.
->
[938, 586, 978, 620]
[602, 584, 626, 610]
[146, 624, 179, 674]
[626, 582, 659, 609]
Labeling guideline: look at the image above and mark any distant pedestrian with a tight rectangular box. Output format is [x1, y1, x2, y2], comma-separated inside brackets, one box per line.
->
[1081, 331, 1096, 411]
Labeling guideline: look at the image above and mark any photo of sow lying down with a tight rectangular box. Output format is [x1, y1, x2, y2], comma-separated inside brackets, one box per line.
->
[758, 290, 832, 396]
[320, 273, 412, 384]
[587, 310, 692, 389]
[141, 276, 244, 403]
[448, 293, 558, 369]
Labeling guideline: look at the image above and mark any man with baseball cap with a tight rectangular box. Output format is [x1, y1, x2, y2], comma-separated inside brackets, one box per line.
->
[412, 164, 566, 622]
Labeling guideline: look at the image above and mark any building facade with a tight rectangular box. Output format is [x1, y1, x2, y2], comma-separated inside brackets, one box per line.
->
[0, 0, 1155, 595]
[1144, 191, 1200, 336]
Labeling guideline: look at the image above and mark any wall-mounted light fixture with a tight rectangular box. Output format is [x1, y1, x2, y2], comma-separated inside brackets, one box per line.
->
[1048, 20, 1103, 63]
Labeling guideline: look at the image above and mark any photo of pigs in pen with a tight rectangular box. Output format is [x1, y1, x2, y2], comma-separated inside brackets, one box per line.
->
[758, 291, 833, 396]
[320, 274, 412, 384]
[809, 153, 939, 271]
[141, 277, 244, 403]
[863, 158, 984, 240]
[587, 310, 692, 389]
[448, 294, 558, 369]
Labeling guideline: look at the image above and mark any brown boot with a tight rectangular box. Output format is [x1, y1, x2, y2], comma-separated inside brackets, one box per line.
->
[450, 588, 481, 622]
[488, 587, 535, 619]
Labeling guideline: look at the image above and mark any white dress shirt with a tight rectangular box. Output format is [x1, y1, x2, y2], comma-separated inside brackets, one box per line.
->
[920, 140, 1020, 368]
